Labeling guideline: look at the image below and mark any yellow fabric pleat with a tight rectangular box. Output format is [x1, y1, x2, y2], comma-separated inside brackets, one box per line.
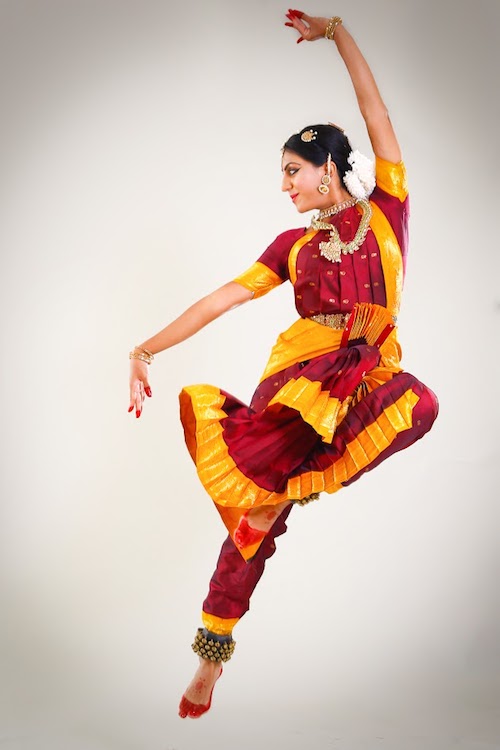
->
[284, 387, 419, 499]
[374, 157, 408, 202]
[369, 202, 404, 319]
[267, 376, 346, 443]
[201, 612, 239, 636]
[181, 385, 287, 507]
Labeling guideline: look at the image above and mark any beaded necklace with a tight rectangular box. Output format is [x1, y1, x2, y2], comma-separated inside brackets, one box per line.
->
[311, 199, 372, 263]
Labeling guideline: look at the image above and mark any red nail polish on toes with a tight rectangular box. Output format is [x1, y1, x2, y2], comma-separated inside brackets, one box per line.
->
[178, 667, 223, 719]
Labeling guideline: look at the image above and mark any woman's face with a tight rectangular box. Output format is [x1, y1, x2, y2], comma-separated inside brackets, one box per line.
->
[281, 149, 334, 213]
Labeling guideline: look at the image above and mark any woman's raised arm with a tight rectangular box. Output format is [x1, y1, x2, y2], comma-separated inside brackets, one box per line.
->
[285, 10, 402, 163]
[128, 281, 252, 417]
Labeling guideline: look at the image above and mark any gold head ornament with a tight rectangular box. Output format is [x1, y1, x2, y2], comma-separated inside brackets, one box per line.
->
[301, 129, 318, 142]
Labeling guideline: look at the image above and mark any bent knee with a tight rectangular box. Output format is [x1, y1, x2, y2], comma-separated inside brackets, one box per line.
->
[394, 371, 438, 433]
[411, 378, 439, 434]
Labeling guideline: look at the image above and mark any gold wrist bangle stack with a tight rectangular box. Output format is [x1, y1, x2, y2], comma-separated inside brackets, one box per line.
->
[129, 345, 154, 365]
[325, 15, 342, 40]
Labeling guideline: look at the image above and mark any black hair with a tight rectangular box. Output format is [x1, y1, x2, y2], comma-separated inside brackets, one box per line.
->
[282, 124, 353, 182]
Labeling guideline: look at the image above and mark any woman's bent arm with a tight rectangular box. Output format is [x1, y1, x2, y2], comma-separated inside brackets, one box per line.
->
[138, 281, 253, 355]
[333, 24, 401, 163]
[285, 11, 402, 163]
[128, 281, 252, 416]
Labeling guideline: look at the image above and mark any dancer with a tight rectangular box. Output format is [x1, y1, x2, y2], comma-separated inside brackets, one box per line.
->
[128, 10, 438, 719]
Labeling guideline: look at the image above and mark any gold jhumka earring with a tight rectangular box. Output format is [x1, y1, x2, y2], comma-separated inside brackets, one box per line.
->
[318, 153, 332, 195]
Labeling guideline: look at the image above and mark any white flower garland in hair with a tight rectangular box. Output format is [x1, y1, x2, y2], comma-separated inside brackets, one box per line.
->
[343, 150, 376, 200]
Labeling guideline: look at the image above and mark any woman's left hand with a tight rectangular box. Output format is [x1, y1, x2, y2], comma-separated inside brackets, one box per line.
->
[284, 9, 327, 43]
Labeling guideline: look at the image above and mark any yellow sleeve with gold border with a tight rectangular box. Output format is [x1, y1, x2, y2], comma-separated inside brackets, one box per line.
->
[375, 157, 408, 202]
[233, 261, 283, 300]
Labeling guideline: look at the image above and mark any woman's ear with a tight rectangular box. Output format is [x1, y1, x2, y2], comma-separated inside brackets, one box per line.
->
[323, 154, 338, 177]
[323, 158, 340, 187]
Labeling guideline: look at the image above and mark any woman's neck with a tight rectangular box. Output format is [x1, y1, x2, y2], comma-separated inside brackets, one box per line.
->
[327, 186, 353, 205]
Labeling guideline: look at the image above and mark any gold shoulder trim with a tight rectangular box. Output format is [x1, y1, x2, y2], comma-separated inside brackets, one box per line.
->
[375, 157, 408, 202]
[233, 261, 283, 299]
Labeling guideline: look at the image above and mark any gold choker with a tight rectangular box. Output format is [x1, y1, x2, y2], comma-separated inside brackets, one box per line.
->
[316, 197, 357, 220]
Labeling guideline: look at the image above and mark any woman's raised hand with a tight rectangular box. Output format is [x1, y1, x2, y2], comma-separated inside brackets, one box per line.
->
[284, 9, 327, 43]
[128, 359, 152, 419]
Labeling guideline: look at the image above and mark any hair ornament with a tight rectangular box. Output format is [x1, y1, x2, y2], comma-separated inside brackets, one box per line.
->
[301, 129, 318, 142]
[343, 150, 376, 200]
[328, 121, 345, 133]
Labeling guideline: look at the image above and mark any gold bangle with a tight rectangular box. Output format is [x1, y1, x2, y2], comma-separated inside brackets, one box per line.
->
[129, 345, 154, 364]
[129, 351, 153, 365]
[135, 345, 154, 360]
[325, 15, 342, 40]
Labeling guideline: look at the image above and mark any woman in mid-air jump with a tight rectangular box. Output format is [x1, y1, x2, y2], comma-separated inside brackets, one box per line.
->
[128, 10, 438, 719]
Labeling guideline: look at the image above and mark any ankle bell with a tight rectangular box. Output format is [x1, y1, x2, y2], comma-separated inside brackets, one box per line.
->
[191, 628, 236, 662]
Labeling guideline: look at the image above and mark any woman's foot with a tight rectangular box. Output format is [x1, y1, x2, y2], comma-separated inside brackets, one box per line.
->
[178, 657, 223, 719]
[234, 501, 291, 548]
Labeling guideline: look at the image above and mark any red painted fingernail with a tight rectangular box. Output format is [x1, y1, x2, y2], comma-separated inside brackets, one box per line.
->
[285, 22, 293, 26]
[286, 12, 294, 19]
[293, 9, 304, 17]
[297, 36, 304, 43]
[136, 410, 141, 418]
[145, 387, 152, 397]
[128, 405, 133, 412]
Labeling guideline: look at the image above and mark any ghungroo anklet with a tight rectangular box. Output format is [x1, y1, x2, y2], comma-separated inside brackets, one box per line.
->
[192, 628, 236, 662]
[294, 492, 321, 507]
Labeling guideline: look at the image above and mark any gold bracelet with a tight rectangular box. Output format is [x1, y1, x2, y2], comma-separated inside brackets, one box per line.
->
[129, 348, 154, 365]
[129, 352, 153, 365]
[325, 15, 342, 40]
[135, 345, 154, 359]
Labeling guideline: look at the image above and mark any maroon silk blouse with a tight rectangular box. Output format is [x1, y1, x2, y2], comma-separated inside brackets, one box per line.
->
[249, 168, 409, 319]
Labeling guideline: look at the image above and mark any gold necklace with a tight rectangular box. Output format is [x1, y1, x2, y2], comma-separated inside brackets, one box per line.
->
[311, 199, 372, 263]
[317, 197, 357, 220]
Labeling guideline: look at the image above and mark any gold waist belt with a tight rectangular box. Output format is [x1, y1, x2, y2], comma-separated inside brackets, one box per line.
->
[309, 304, 397, 348]
[309, 312, 350, 330]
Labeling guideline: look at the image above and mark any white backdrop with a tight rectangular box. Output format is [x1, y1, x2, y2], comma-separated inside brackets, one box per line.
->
[1, 1, 499, 749]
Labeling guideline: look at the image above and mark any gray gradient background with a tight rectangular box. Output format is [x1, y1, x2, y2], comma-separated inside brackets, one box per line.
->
[1, 1, 499, 749]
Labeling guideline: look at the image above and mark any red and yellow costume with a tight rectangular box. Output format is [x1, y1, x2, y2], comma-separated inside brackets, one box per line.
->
[179, 158, 438, 640]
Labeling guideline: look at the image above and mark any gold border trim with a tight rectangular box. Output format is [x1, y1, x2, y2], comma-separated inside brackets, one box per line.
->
[369, 202, 403, 318]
